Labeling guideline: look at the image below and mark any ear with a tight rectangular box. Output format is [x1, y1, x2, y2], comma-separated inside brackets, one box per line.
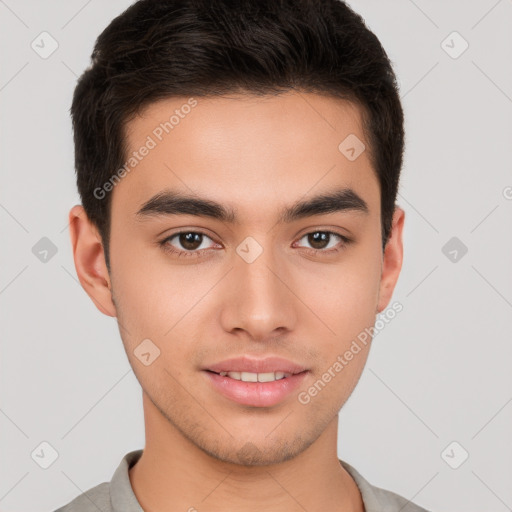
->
[68, 205, 116, 317]
[376, 206, 405, 314]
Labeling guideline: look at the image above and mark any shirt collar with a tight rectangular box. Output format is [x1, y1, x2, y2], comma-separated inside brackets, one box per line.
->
[110, 449, 144, 512]
[339, 458, 384, 512]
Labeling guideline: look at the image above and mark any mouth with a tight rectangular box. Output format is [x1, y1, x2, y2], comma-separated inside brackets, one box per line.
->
[205, 369, 301, 382]
[202, 369, 309, 407]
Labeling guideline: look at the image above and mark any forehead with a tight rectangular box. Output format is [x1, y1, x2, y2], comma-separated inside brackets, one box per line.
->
[114, 92, 379, 220]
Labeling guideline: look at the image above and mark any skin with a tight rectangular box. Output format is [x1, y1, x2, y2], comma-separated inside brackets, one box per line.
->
[69, 91, 404, 512]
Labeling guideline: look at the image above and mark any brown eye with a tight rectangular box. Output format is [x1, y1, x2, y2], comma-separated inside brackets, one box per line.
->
[296, 231, 349, 253]
[178, 232, 203, 251]
[307, 232, 331, 250]
[159, 231, 217, 257]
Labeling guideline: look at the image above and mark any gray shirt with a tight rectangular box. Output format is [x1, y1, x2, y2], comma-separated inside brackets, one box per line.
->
[54, 449, 431, 512]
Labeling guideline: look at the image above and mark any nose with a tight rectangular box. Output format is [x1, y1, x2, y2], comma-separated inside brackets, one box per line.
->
[219, 239, 298, 342]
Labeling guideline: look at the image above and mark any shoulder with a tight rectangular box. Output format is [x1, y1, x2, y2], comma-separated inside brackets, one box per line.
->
[53, 482, 111, 512]
[339, 459, 432, 512]
[369, 484, 431, 512]
[53, 449, 144, 512]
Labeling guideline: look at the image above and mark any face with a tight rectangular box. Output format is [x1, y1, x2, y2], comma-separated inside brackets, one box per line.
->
[70, 91, 404, 466]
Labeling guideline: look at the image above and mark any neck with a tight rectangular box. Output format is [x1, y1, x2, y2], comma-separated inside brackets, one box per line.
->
[129, 392, 364, 512]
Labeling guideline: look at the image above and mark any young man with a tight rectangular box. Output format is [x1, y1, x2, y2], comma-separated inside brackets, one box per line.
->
[57, 0, 431, 510]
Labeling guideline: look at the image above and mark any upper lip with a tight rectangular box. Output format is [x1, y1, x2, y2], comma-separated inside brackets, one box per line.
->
[204, 356, 308, 374]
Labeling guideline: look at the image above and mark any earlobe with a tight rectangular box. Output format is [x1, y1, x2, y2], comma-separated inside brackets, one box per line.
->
[68, 205, 117, 317]
[376, 207, 405, 314]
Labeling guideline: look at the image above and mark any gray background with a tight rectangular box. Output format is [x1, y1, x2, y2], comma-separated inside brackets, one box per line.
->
[1, 1, 511, 511]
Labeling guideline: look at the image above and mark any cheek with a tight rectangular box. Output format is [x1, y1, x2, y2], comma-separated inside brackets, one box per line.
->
[297, 246, 382, 338]
[109, 237, 171, 339]
[110, 243, 218, 356]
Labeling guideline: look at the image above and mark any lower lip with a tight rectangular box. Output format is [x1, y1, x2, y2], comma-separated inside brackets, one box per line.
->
[203, 370, 309, 407]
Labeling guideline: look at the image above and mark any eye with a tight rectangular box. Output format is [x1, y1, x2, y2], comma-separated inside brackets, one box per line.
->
[159, 229, 352, 259]
[159, 231, 218, 258]
[294, 230, 351, 254]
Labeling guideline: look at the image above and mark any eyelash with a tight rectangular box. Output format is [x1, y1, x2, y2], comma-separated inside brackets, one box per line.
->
[158, 230, 352, 259]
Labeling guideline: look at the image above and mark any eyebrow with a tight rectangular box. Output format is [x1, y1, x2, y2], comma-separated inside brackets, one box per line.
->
[135, 187, 369, 224]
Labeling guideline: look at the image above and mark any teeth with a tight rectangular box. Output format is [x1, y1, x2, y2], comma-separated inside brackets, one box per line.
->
[217, 371, 291, 382]
[241, 371, 258, 382]
[256, 372, 276, 382]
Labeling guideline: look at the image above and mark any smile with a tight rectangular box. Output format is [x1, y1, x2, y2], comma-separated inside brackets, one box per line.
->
[214, 371, 292, 382]
[203, 369, 309, 407]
